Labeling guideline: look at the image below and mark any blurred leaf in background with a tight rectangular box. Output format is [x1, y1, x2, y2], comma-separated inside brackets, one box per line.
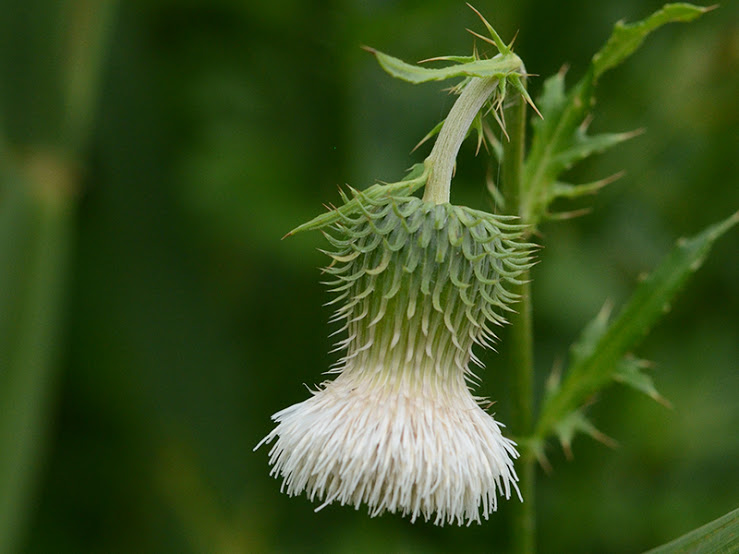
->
[0, 1, 736, 553]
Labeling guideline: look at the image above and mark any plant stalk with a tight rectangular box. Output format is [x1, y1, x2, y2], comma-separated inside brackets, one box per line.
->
[502, 83, 536, 554]
[423, 77, 498, 204]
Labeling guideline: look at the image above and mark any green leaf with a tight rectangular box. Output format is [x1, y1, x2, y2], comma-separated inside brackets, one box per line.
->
[567, 300, 612, 364]
[553, 410, 617, 459]
[419, 55, 477, 64]
[285, 162, 430, 236]
[613, 356, 671, 408]
[548, 172, 624, 202]
[644, 506, 739, 554]
[522, 3, 712, 227]
[592, 3, 714, 81]
[365, 47, 522, 84]
[412, 119, 445, 153]
[365, 2, 517, 86]
[534, 211, 739, 444]
[531, 68, 567, 131]
[551, 128, 643, 176]
[465, 3, 511, 55]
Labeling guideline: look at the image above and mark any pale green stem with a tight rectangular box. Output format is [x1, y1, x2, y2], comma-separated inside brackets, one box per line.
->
[423, 77, 498, 204]
[502, 83, 536, 554]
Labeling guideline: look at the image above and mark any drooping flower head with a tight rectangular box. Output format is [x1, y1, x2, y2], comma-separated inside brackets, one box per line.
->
[257, 188, 534, 525]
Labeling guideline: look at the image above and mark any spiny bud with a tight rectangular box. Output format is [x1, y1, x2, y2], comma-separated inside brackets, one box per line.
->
[257, 190, 534, 525]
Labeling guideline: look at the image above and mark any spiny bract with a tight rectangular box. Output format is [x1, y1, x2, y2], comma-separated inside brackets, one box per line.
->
[257, 189, 534, 525]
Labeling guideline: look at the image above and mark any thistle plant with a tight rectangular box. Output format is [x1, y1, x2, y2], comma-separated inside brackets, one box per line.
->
[257, 3, 737, 551]
[256, 25, 537, 523]
[259, 192, 534, 525]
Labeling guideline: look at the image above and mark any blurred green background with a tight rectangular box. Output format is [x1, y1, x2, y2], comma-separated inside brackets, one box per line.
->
[0, 0, 736, 552]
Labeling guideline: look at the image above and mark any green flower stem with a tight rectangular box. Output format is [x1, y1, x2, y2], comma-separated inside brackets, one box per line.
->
[502, 82, 536, 554]
[423, 77, 499, 204]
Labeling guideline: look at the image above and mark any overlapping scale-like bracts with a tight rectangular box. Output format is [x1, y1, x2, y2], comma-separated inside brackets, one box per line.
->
[322, 191, 533, 377]
[259, 189, 535, 524]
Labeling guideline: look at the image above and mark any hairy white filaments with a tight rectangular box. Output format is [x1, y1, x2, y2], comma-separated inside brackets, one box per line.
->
[256, 193, 533, 525]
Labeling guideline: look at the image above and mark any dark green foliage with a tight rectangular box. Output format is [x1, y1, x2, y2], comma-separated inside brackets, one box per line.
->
[535, 212, 738, 456]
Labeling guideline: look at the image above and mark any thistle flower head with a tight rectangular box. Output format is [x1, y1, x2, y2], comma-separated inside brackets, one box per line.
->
[257, 191, 533, 525]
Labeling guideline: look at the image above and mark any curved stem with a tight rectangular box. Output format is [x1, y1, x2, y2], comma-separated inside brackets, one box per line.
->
[423, 77, 498, 204]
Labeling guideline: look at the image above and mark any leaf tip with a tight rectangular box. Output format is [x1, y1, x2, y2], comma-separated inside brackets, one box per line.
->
[466, 2, 509, 53]
[654, 392, 674, 410]
[590, 427, 619, 449]
[546, 358, 563, 393]
[508, 29, 520, 50]
[466, 27, 498, 48]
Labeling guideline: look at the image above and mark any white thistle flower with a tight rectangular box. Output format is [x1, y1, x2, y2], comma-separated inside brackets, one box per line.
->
[257, 192, 533, 525]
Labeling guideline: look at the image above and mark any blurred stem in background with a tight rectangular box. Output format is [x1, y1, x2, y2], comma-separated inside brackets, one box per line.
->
[501, 80, 536, 554]
[0, 2, 117, 552]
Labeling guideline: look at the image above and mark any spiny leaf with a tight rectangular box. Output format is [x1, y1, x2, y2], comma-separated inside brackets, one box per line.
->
[466, 3, 510, 54]
[418, 55, 476, 64]
[541, 208, 592, 223]
[568, 301, 612, 364]
[486, 172, 505, 210]
[412, 115, 487, 156]
[365, 47, 522, 84]
[472, 113, 485, 155]
[507, 74, 542, 119]
[411, 120, 445, 153]
[531, 67, 567, 132]
[482, 122, 504, 163]
[285, 163, 429, 237]
[522, 3, 712, 227]
[552, 128, 643, 175]
[613, 356, 672, 408]
[521, 436, 551, 473]
[554, 410, 617, 459]
[541, 173, 625, 222]
[548, 172, 624, 202]
[592, 3, 715, 81]
[534, 211, 739, 444]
